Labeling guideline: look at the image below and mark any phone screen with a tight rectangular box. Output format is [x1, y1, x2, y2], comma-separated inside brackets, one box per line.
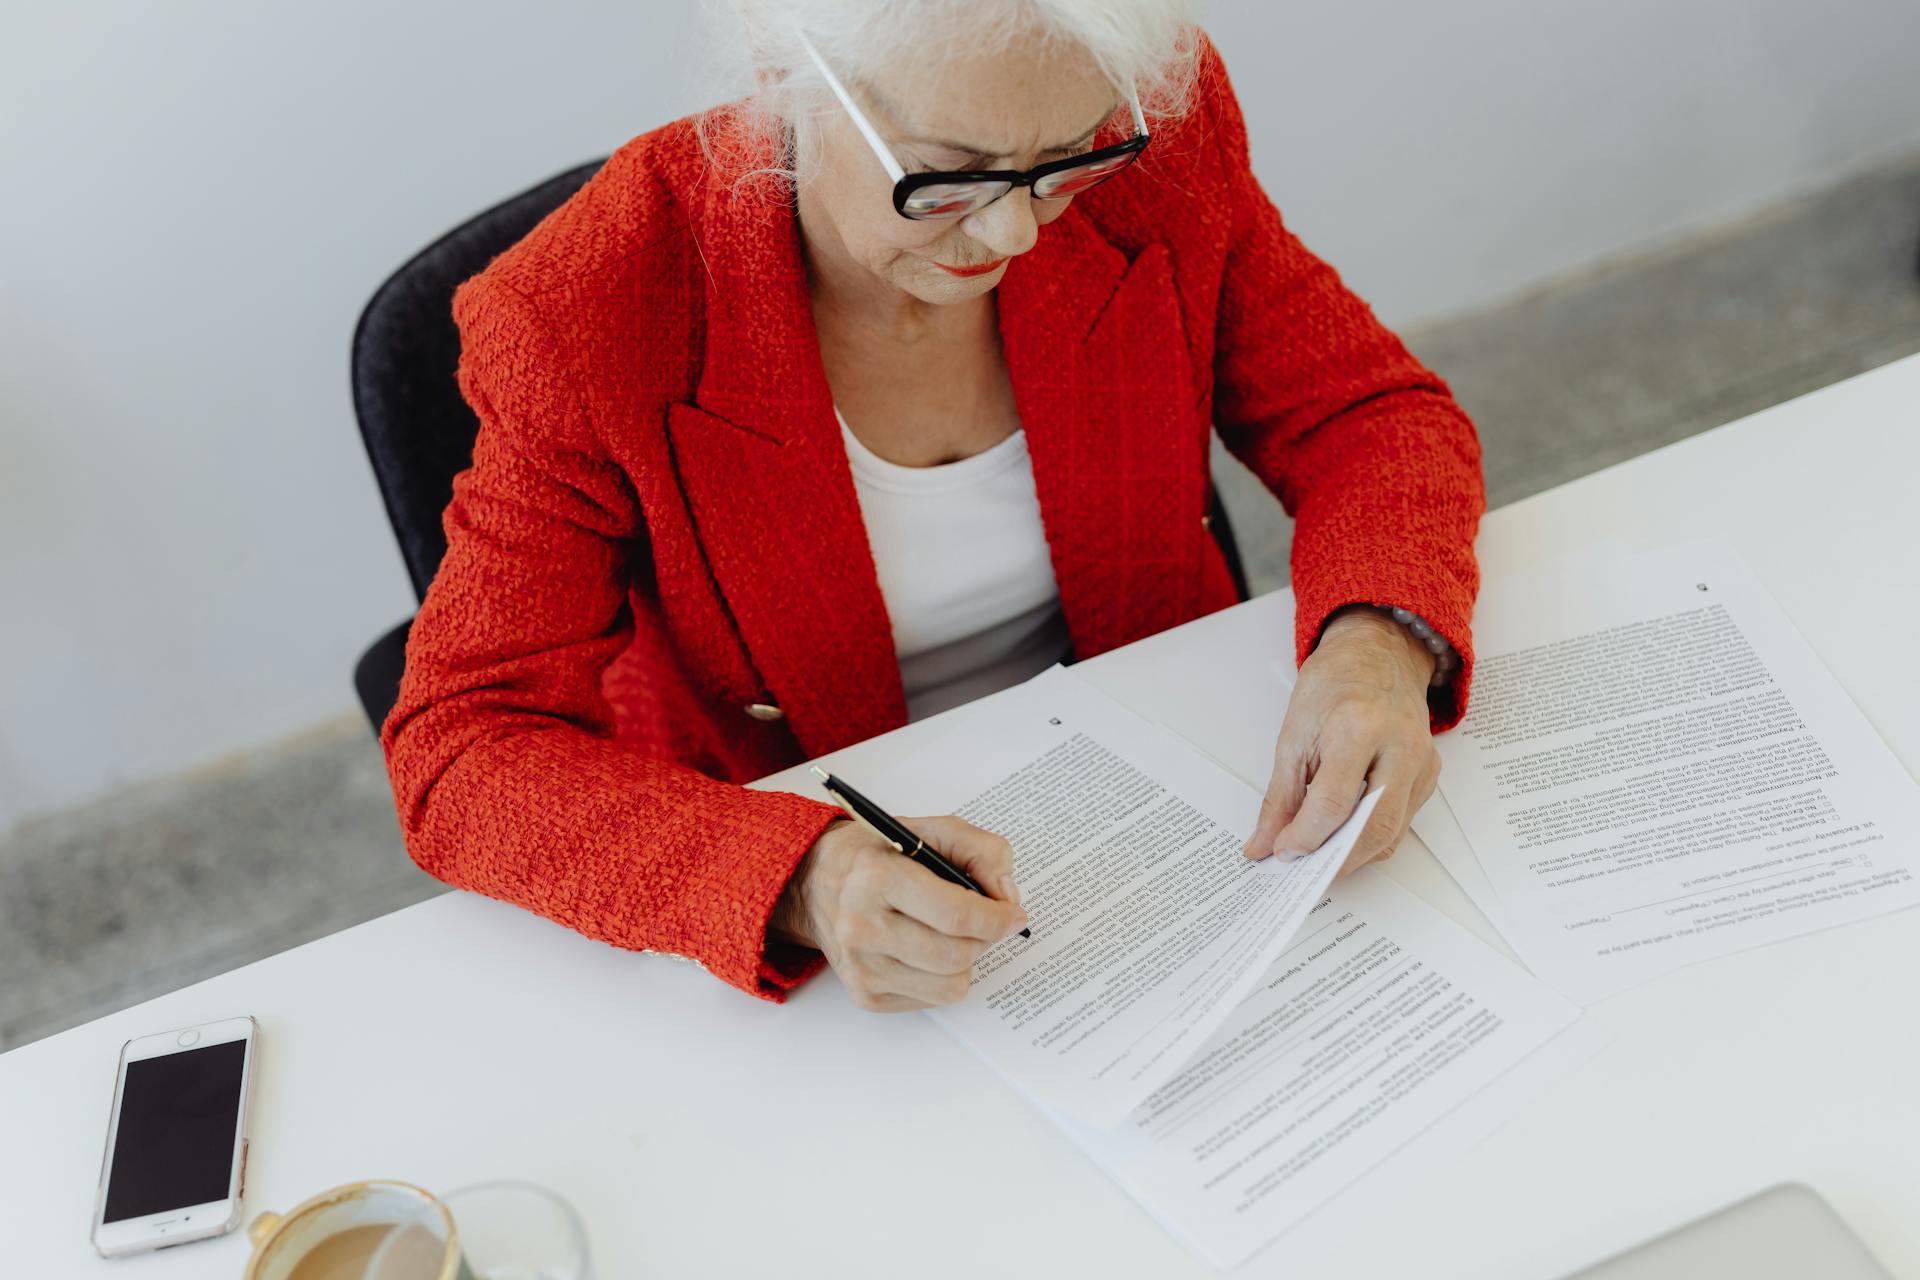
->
[103, 1039, 247, 1222]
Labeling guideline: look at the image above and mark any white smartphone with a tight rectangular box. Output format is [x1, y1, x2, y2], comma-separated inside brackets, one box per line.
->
[90, 1015, 258, 1257]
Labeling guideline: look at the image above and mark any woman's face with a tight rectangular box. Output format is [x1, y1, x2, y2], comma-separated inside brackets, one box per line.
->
[797, 39, 1122, 305]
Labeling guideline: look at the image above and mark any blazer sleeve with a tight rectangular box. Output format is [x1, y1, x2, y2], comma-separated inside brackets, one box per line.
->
[1197, 37, 1486, 729]
[379, 272, 843, 1001]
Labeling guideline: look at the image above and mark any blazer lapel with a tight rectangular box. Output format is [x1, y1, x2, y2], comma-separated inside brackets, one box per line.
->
[667, 167, 907, 758]
[999, 213, 1208, 661]
[666, 155, 1205, 757]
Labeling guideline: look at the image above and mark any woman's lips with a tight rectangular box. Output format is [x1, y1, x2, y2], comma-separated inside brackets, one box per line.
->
[934, 258, 1008, 277]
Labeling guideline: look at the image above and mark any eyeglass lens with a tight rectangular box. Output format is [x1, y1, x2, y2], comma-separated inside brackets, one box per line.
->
[1032, 150, 1139, 198]
[901, 181, 1015, 219]
[901, 149, 1141, 219]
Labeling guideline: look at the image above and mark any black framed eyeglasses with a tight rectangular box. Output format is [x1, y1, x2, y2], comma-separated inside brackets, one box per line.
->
[798, 30, 1151, 221]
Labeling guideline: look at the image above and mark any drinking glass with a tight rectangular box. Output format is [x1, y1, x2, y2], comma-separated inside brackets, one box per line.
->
[364, 1181, 589, 1280]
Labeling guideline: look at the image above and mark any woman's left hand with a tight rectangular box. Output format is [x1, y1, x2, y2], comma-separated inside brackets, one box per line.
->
[1243, 605, 1442, 875]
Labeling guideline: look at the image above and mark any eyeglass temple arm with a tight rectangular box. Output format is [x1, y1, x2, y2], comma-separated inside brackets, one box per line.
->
[796, 30, 906, 182]
[797, 28, 1148, 180]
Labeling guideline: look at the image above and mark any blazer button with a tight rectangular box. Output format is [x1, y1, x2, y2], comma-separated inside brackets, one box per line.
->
[1200, 514, 1213, 529]
[744, 702, 785, 721]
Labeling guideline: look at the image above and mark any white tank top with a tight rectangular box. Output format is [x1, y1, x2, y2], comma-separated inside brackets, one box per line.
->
[837, 408, 1073, 721]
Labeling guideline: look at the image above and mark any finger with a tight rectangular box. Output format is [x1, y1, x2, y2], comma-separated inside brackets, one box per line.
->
[1244, 737, 1308, 861]
[882, 858, 1028, 943]
[835, 950, 946, 1011]
[904, 814, 1022, 905]
[869, 953, 974, 1007]
[849, 989, 935, 1014]
[1408, 749, 1441, 819]
[1272, 741, 1375, 858]
[881, 909, 990, 976]
[1338, 765, 1412, 877]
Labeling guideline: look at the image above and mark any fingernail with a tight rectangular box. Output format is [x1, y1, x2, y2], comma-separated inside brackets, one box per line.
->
[1000, 875, 1023, 905]
[1276, 848, 1310, 862]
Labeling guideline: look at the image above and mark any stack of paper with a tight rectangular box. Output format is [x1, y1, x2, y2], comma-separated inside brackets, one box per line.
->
[1418, 540, 1920, 1004]
[821, 665, 1590, 1268]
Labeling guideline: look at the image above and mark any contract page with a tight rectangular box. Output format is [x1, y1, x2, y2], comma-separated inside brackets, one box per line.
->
[1053, 871, 1583, 1268]
[1434, 541, 1920, 1002]
[829, 664, 1374, 1128]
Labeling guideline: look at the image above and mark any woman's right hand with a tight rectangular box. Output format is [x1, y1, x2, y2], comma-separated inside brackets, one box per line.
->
[773, 815, 1029, 1012]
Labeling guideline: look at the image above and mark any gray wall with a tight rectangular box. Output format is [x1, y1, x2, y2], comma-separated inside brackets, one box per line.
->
[4, 0, 1918, 827]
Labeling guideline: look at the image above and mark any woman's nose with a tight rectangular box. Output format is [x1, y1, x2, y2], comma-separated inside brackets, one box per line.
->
[961, 188, 1040, 259]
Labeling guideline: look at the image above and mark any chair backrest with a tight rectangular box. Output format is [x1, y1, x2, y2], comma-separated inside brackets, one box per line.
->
[351, 159, 606, 603]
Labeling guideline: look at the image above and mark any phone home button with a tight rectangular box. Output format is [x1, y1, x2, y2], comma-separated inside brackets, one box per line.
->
[176, 1030, 200, 1047]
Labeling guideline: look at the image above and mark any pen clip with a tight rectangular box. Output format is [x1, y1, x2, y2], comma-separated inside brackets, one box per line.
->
[814, 768, 904, 853]
[847, 804, 905, 854]
[810, 767, 913, 855]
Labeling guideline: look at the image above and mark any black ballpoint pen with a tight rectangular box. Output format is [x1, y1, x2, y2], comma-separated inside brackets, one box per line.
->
[811, 765, 1031, 939]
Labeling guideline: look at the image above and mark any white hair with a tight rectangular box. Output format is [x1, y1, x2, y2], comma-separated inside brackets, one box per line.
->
[696, 0, 1200, 194]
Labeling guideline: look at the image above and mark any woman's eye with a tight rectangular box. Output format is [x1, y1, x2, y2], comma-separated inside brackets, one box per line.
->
[899, 143, 1091, 175]
[901, 145, 986, 172]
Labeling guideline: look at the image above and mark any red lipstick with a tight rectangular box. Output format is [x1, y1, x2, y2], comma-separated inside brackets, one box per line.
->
[935, 258, 1008, 278]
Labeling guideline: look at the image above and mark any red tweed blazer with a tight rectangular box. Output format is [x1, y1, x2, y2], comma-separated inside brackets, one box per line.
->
[382, 37, 1485, 1001]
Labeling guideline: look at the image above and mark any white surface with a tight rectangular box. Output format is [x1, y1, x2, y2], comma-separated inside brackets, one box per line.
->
[4, 358, 1918, 1276]
[8, 2, 1920, 825]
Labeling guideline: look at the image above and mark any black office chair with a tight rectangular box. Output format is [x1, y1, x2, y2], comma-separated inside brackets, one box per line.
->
[350, 159, 606, 734]
[349, 163, 1253, 734]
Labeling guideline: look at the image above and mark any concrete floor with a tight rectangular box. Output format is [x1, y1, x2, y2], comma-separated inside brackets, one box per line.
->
[5, 156, 1918, 1052]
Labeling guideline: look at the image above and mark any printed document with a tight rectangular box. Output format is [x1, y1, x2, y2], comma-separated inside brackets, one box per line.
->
[1052, 870, 1581, 1268]
[830, 663, 1372, 1127]
[817, 664, 1590, 1266]
[1432, 541, 1920, 1002]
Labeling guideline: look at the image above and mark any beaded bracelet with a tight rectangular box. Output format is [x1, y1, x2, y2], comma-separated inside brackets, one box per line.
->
[1386, 606, 1460, 689]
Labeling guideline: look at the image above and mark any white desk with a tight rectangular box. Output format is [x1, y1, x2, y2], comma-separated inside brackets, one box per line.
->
[7, 357, 1916, 1277]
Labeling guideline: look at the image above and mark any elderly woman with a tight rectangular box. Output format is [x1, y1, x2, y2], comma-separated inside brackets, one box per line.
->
[382, 0, 1483, 1010]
